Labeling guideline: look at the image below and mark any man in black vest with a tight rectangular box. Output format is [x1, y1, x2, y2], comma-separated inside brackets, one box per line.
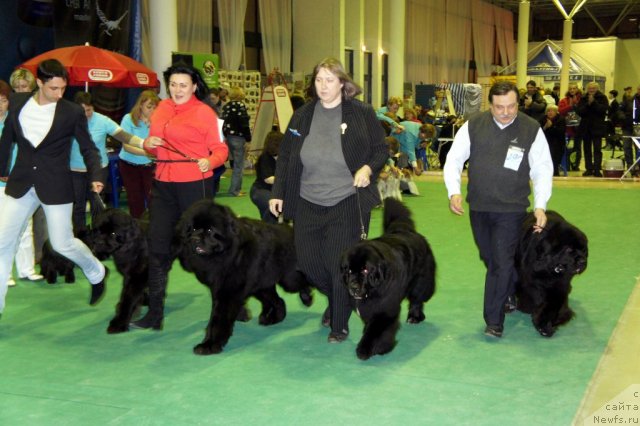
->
[0, 59, 108, 317]
[444, 81, 553, 338]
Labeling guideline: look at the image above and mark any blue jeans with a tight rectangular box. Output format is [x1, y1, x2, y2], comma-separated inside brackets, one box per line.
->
[226, 135, 246, 196]
[0, 188, 105, 313]
[250, 184, 277, 223]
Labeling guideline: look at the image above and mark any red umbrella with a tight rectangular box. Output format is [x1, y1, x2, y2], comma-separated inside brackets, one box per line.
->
[19, 43, 158, 89]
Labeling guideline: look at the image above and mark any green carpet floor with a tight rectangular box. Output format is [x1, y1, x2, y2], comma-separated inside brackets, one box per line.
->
[0, 178, 638, 425]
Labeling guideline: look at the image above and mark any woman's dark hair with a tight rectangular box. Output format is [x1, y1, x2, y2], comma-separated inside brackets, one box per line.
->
[37, 59, 69, 83]
[609, 89, 618, 97]
[262, 131, 283, 157]
[488, 81, 519, 103]
[306, 57, 362, 100]
[163, 62, 209, 101]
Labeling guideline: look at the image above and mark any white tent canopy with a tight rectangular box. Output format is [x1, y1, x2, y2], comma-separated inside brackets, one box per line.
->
[498, 40, 606, 87]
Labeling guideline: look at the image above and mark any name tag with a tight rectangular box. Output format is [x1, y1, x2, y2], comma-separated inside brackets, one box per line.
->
[504, 145, 524, 171]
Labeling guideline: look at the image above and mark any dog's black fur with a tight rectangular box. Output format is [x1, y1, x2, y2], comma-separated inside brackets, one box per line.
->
[40, 239, 76, 284]
[515, 210, 588, 337]
[39, 230, 91, 284]
[341, 198, 436, 360]
[90, 209, 149, 334]
[174, 200, 313, 355]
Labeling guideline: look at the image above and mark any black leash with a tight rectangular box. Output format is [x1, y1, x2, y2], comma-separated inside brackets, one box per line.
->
[153, 140, 208, 198]
[355, 188, 367, 240]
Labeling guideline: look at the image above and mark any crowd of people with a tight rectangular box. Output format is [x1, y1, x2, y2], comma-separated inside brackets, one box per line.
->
[0, 54, 638, 340]
[520, 80, 640, 177]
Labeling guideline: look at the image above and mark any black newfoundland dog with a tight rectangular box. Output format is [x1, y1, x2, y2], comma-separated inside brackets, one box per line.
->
[340, 198, 436, 360]
[40, 239, 77, 284]
[174, 200, 313, 355]
[91, 209, 149, 334]
[515, 210, 588, 337]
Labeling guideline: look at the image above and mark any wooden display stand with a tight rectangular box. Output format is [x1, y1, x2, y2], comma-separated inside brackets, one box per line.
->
[249, 69, 294, 155]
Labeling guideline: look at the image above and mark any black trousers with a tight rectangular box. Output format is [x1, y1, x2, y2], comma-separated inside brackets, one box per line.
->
[469, 210, 526, 328]
[148, 178, 213, 257]
[294, 195, 370, 334]
[582, 130, 604, 173]
[249, 184, 277, 224]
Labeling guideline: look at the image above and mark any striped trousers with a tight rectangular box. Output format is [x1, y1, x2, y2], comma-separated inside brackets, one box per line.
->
[294, 195, 370, 334]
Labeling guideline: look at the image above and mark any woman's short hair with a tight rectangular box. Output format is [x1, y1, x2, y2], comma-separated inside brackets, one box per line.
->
[163, 62, 209, 101]
[545, 104, 559, 113]
[306, 57, 362, 100]
[9, 68, 36, 91]
[387, 96, 402, 107]
[228, 86, 245, 101]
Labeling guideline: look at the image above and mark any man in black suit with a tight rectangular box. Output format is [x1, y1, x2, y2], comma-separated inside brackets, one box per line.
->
[0, 59, 108, 316]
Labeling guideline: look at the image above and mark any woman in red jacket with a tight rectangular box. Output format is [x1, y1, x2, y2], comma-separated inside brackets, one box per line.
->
[558, 83, 582, 171]
[131, 64, 228, 330]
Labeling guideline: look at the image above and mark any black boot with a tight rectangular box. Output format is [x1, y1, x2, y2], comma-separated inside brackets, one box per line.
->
[130, 290, 165, 330]
[130, 256, 170, 330]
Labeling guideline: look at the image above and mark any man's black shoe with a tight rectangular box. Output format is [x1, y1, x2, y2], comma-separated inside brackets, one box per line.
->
[484, 325, 503, 338]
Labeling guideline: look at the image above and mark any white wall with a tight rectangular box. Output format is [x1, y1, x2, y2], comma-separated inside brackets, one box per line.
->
[615, 39, 640, 91]
[292, 0, 343, 76]
[571, 37, 617, 91]
[365, 0, 383, 107]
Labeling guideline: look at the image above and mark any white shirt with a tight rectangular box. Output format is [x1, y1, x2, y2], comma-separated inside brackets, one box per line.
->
[19, 97, 57, 148]
[443, 116, 553, 211]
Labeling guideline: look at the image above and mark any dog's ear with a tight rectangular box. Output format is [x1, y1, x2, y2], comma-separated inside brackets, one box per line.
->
[340, 257, 351, 286]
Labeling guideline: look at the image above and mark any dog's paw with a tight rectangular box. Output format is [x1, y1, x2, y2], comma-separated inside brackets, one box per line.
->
[193, 342, 223, 355]
[356, 344, 373, 360]
[407, 311, 425, 324]
[535, 321, 556, 338]
[236, 306, 252, 322]
[299, 288, 313, 307]
[258, 303, 286, 326]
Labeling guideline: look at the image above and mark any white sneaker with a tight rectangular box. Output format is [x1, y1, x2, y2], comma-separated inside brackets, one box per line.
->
[20, 273, 44, 282]
[7, 277, 16, 287]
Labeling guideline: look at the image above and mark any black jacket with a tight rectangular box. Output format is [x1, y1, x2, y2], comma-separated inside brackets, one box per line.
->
[0, 92, 101, 204]
[576, 90, 609, 136]
[272, 98, 387, 220]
